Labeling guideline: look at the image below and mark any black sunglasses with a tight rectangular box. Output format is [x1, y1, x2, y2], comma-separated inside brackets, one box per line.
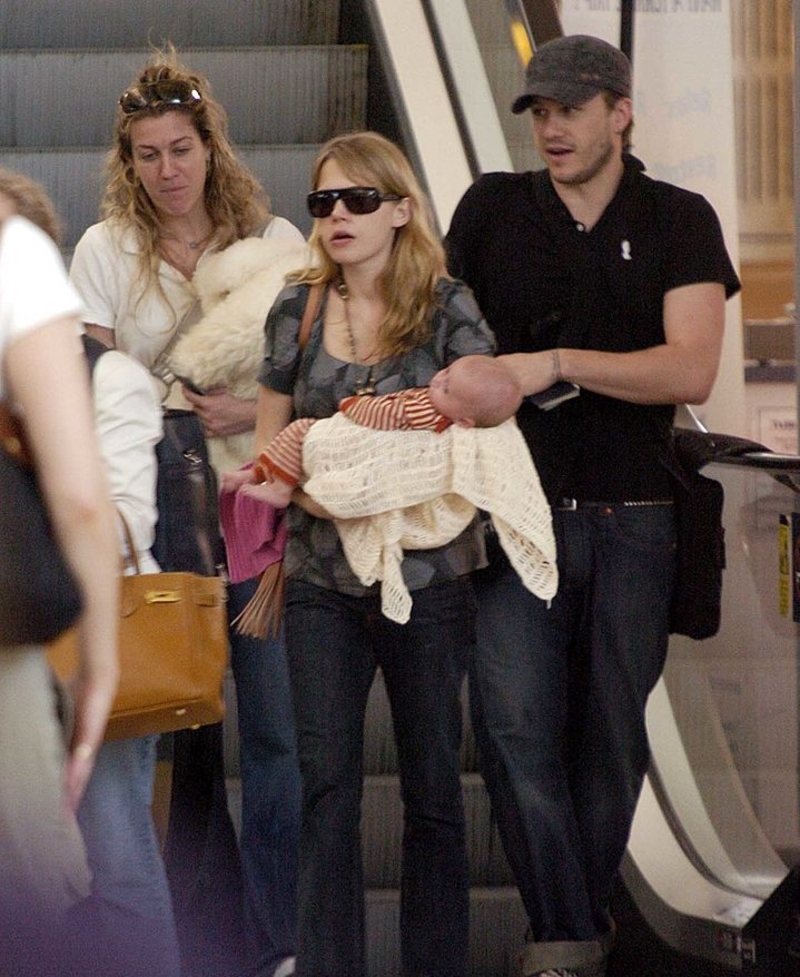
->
[307, 186, 403, 219]
[119, 79, 203, 115]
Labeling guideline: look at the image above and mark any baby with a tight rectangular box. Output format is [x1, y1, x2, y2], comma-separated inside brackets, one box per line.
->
[225, 353, 557, 626]
[248, 355, 523, 507]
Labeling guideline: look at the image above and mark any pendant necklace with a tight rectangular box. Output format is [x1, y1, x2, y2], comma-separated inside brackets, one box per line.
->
[338, 280, 376, 396]
[159, 230, 213, 279]
[186, 229, 215, 250]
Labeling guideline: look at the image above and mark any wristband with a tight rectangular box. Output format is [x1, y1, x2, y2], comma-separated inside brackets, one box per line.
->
[552, 348, 563, 383]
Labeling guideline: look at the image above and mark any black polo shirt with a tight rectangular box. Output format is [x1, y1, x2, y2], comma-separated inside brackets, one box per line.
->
[446, 155, 740, 503]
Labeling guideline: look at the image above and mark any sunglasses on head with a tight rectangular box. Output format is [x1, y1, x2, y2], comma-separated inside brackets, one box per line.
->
[307, 186, 403, 219]
[119, 79, 203, 115]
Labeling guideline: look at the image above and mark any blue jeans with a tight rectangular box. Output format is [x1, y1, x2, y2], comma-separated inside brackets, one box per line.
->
[229, 577, 301, 977]
[470, 506, 675, 966]
[285, 577, 474, 977]
[75, 735, 181, 977]
[163, 578, 300, 977]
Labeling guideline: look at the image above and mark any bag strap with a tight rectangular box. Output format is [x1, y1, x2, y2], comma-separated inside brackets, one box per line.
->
[150, 298, 203, 395]
[298, 283, 325, 352]
[117, 509, 143, 575]
[233, 283, 323, 641]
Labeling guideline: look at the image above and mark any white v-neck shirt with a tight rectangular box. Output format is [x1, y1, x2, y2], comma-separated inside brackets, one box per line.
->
[69, 215, 304, 371]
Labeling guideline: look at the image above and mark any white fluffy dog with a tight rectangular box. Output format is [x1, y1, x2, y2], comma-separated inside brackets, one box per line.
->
[168, 236, 310, 472]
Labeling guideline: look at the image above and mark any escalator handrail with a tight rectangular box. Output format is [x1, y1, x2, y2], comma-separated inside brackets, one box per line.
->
[710, 449, 800, 474]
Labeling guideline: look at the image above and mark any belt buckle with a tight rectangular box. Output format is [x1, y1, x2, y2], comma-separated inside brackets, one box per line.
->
[560, 498, 578, 511]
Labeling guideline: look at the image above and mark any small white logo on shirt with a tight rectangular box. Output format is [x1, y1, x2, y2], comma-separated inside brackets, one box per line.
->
[621, 240, 632, 261]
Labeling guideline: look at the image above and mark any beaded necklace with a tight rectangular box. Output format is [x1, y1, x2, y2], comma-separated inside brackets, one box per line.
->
[337, 280, 376, 396]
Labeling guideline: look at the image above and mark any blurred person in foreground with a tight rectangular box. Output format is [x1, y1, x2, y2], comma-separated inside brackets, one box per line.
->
[1, 166, 182, 977]
[0, 169, 118, 974]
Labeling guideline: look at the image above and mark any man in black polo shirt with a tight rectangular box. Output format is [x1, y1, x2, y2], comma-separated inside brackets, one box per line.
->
[446, 34, 740, 977]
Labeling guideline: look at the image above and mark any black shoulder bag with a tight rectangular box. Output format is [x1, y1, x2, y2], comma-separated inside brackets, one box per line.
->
[151, 408, 224, 575]
[0, 404, 83, 645]
[663, 427, 766, 640]
[662, 428, 726, 640]
[143, 300, 225, 576]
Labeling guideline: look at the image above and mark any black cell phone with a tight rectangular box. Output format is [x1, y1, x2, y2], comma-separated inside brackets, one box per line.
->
[526, 381, 580, 411]
[175, 375, 207, 396]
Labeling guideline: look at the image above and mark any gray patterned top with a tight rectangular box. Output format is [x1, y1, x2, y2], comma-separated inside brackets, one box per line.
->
[258, 278, 497, 596]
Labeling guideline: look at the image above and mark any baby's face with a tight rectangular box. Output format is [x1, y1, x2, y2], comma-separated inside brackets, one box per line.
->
[428, 363, 476, 421]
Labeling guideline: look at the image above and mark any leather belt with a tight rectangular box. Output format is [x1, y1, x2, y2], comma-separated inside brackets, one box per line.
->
[557, 499, 674, 511]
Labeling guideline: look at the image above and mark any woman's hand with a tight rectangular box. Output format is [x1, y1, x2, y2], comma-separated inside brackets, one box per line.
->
[183, 385, 257, 437]
[238, 476, 293, 509]
[64, 653, 118, 813]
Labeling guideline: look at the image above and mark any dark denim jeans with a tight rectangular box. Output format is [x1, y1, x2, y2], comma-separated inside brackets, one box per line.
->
[229, 576, 301, 977]
[164, 723, 246, 977]
[470, 505, 675, 959]
[285, 577, 475, 977]
[163, 578, 300, 977]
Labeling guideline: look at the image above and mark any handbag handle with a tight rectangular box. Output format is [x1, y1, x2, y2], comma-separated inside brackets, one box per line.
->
[117, 510, 143, 576]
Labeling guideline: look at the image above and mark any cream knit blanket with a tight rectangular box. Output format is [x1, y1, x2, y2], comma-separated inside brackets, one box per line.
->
[302, 414, 558, 623]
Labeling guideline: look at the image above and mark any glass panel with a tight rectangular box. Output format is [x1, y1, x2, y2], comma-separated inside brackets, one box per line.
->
[461, 0, 542, 172]
[657, 456, 798, 897]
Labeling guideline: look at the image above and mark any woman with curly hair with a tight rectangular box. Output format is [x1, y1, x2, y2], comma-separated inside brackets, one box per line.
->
[69, 47, 303, 977]
[226, 130, 497, 977]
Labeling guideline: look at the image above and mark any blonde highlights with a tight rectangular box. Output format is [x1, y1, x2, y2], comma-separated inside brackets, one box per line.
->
[297, 131, 449, 358]
[102, 45, 272, 298]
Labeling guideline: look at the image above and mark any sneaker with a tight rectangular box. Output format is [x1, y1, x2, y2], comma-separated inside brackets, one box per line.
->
[539, 963, 606, 977]
[272, 958, 296, 977]
[516, 937, 607, 977]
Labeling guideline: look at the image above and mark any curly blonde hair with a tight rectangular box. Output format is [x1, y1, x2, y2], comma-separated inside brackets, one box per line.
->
[296, 131, 449, 358]
[103, 45, 272, 296]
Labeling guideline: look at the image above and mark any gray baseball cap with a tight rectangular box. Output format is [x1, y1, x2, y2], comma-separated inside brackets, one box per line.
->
[511, 34, 631, 114]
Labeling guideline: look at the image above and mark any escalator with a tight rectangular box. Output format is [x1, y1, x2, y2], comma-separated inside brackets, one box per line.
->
[4, 0, 796, 970]
[623, 442, 800, 975]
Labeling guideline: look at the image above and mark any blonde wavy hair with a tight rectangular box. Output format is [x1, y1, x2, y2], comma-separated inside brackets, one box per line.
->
[296, 131, 449, 358]
[102, 45, 272, 297]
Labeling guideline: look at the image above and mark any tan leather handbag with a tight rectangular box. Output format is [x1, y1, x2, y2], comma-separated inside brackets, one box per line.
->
[48, 517, 228, 741]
